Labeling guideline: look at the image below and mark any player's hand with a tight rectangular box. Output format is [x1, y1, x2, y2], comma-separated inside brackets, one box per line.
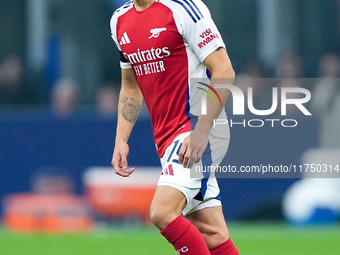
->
[112, 141, 135, 177]
[178, 130, 209, 168]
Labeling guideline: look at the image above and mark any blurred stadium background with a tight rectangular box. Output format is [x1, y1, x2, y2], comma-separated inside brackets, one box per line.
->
[1, 0, 340, 254]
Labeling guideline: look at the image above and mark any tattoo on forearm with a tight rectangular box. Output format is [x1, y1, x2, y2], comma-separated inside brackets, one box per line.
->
[121, 97, 141, 123]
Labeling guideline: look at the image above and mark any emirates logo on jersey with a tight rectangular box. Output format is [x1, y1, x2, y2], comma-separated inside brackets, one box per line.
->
[123, 47, 171, 65]
[124, 47, 171, 76]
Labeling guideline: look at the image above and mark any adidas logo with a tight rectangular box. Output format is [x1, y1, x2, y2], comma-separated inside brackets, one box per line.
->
[119, 32, 131, 45]
[161, 165, 174, 176]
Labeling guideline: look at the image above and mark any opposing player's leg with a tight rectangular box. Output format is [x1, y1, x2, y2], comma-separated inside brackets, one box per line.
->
[150, 186, 211, 255]
[187, 206, 240, 254]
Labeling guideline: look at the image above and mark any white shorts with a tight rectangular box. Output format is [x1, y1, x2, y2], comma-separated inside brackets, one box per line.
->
[158, 131, 230, 216]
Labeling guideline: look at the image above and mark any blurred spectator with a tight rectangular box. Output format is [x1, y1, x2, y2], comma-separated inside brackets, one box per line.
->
[94, 83, 149, 117]
[311, 53, 340, 116]
[95, 85, 118, 117]
[318, 52, 340, 77]
[242, 61, 264, 78]
[275, 52, 305, 115]
[275, 52, 303, 78]
[30, 167, 74, 194]
[0, 55, 42, 106]
[234, 62, 266, 112]
[51, 78, 78, 117]
[311, 53, 340, 147]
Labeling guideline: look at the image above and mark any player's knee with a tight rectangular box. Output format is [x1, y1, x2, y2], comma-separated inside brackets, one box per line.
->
[196, 223, 229, 249]
[205, 231, 229, 249]
[149, 209, 162, 227]
[149, 207, 177, 230]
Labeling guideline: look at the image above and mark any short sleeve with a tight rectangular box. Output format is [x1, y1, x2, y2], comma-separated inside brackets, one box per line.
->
[110, 14, 132, 69]
[176, 0, 225, 63]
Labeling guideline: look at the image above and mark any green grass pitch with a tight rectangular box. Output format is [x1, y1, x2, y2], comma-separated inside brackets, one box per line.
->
[0, 223, 339, 255]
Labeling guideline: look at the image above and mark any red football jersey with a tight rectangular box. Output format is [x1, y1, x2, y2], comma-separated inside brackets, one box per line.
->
[111, 0, 226, 157]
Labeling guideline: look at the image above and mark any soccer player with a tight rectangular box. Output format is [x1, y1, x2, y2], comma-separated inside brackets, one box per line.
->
[110, 0, 239, 254]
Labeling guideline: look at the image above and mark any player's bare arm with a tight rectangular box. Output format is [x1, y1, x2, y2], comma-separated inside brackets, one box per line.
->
[112, 68, 143, 177]
[179, 48, 235, 168]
